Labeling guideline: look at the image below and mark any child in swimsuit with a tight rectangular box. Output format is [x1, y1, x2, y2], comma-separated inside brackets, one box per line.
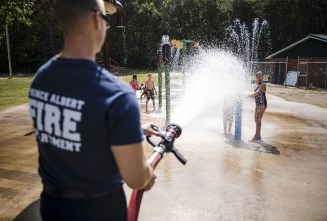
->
[145, 74, 157, 112]
[250, 71, 267, 142]
[130, 74, 139, 92]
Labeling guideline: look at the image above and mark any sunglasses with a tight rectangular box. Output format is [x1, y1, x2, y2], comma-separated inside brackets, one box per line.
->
[92, 9, 111, 30]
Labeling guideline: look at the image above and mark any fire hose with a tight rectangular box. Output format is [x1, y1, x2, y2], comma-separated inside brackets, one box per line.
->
[127, 124, 187, 221]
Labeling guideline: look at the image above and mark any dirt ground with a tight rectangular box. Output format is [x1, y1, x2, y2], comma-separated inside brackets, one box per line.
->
[267, 84, 327, 108]
[0, 84, 327, 220]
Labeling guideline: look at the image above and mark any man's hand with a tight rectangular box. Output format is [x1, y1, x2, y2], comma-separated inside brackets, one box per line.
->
[143, 165, 156, 191]
[142, 123, 163, 137]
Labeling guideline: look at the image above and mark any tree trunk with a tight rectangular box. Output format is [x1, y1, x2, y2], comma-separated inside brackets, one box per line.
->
[5, 24, 13, 79]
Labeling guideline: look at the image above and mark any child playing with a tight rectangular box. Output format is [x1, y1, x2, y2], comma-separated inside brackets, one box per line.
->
[223, 93, 236, 135]
[129, 74, 139, 93]
[145, 74, 157, 112]
[140, 83, 147, 102]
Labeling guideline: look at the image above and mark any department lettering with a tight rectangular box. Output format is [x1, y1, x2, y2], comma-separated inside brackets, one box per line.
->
[29, 89, 84, 153]
[39, 132, 81, 152]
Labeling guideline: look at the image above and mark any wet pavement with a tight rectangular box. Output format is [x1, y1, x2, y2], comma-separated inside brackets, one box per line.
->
[0, 87, 327, 220]
[133, 93, 327, 221]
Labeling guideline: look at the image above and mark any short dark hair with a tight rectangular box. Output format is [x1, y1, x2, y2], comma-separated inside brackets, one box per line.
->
[53, 0, 99, 33]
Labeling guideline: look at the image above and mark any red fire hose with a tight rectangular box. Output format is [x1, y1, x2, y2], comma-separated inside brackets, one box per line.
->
[127, 124, 187, 221]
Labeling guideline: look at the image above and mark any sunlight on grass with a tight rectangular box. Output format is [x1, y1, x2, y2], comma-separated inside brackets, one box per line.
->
[0, 70, 179, 111]
[0, 77, 33, 111]
[119, 70, 157, 84]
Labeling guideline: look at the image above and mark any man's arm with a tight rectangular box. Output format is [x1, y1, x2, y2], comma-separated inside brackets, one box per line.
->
[108, 94, 158, 190]
[111, 143, 155, 190]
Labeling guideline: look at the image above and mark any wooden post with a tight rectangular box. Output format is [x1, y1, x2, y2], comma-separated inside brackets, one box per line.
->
[306, 59, 309, 88]
[104, 37, 111, 71]
[284, 56, 288, 86]
[5, 25, 13, 79]
[297, 56, 300, 87]
[278, 63, 281, 84]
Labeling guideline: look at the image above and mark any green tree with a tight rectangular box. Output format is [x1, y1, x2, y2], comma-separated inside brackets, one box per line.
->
[0, 0, 36, 43]
[0, 0, 36, 75]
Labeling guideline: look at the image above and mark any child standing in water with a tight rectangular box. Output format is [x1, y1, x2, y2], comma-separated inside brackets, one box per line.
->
[140, 83, 147, 102]
[130, 74, 139, 93]
[249, 71, 267, 142]
[223, 93, 236, 135]
[145, 74, 157, 112]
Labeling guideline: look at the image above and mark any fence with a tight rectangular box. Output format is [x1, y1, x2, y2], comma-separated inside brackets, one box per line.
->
[248, 59, 288, 84]
[249, 57, 327, 89]
[297, 58, 327, 89]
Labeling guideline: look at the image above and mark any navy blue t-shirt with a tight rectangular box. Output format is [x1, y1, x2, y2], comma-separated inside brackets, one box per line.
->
[29, 56, 143, 192]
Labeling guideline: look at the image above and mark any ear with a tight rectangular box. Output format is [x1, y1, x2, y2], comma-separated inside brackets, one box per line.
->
[92, 12, 101, 30]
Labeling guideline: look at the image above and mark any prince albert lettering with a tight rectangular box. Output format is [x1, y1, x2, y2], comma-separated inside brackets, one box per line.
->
[30, 88, 85, 110]
[29, 88, 84, 152]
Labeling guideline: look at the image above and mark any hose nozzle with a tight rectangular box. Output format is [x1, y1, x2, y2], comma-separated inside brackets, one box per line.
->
[146, 123, 186, 165]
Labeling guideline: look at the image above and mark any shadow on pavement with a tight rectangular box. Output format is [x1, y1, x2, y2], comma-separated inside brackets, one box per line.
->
[224, 135, 280, 155]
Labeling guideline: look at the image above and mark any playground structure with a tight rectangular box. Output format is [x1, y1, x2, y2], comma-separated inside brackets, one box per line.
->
[157, 35, 200, 124]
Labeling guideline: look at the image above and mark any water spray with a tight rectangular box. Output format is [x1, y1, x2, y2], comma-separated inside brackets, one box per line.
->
[157, 36, 200, 123]
[127, 124, 187, 221]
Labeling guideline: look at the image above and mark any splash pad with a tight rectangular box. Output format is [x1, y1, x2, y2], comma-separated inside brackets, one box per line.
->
[171, 49, 250, 139]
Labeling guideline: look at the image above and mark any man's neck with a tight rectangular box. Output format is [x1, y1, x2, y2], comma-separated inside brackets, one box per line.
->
[60, 34, 96, 61]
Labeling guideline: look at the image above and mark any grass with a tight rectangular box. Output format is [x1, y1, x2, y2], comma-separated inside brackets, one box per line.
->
[1, 72, 326, 111]
[0, 77, 33, 111]
[120, 69, 182, 88]
[0, 70, 159, 111]
[119, 69, 159, 86]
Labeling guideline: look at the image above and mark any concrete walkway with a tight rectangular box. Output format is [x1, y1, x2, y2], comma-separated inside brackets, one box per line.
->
[0, 105, 41, 221]
[0, 91, 327, 220]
